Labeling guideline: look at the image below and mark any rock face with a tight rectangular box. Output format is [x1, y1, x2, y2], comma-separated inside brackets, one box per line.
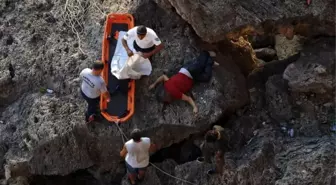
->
[283, 38, 335, 94]
[0, 0, 247, 180]
[154, 0, 335, 43]
[0, 0, 335, 185]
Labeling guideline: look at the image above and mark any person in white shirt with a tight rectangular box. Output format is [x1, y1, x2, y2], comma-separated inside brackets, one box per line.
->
[120, 129, 156, 185]
[80, 60, 110, 122]
[122, 25, 164, 59]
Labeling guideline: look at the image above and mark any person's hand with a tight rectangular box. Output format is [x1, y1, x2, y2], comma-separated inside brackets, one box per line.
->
[149, 84, 155, 90]
[142, 52, 151, 59]
[193, 106, 198, 114]
[127, 49, 133, 57]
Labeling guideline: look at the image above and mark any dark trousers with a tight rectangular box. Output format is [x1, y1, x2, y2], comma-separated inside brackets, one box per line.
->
[183, 51, 214, 82]
[133, 41, 155, 53]
[81, 90, 100, 121]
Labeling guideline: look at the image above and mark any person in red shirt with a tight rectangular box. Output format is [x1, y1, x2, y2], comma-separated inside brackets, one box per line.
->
[149, 51, 218, 113]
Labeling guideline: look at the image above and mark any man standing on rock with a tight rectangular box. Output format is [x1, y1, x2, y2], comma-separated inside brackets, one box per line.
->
[80, 60, 110, 122]
[120, 129, 156, 185]
[200, 125, 232, 175]
[122, 25, 164, 59]
[148, 50, 218, 113]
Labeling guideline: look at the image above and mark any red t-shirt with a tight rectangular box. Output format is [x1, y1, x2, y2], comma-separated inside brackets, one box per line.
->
[164, 73, 193, 99]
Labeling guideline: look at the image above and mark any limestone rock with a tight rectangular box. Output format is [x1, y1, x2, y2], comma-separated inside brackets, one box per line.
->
[121, 167, 161, 185]
[153, 0, 335, 43]
[266, 75, 292, 121]
[0, 0, 248, 178]
[275, 34, 304, 60]
[283, 38, 335, 94]
[275, 136, 335, 185]
[254, 48, 277, 62]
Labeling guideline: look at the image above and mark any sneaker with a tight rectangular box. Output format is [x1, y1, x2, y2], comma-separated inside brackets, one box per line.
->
[87, 114, 95, 123]
[207, 169, 216, 175]
[208, 51, 217, 57]
[213, 61, 220, 66]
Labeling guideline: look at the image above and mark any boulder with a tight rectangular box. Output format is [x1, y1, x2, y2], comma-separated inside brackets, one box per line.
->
[121, 167, 161, 185]
[153, 0, 335, 43]
[283, 38, 335, 94]
[254, 48, 277, 62]
[275, 136, 335, 185]
[0, 0, 248, 179]
[153, 159, 177, 185]
[266, 75, 292, 122]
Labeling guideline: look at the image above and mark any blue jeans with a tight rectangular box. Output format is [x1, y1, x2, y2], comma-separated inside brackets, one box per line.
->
[126, 162, 147, 175]
[80, 90, 100, 121]
[183, 51, 214, 82]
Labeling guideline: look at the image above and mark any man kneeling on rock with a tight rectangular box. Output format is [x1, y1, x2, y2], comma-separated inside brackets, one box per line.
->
[122, 25, 164, 59]
[120, 129, 156, 185]
[148, 51, 218, 113]
[200, 125, 232, 175]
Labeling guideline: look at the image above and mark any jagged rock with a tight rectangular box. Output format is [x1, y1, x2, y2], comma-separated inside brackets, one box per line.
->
[254, 48, 277, 62]
[266, 75, 292, 121]
[121, 167, 161, 185]
[153, 159, 177, 185]
[283, 38, 335, 94]
[275, 136, 335, 185]
[275, 34, 304, 60]
[153, 0, 335, 43]
[0, 0, 249, 179]
[174, 161, 213, 185]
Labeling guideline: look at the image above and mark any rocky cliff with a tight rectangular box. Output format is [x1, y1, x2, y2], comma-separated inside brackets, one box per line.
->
[0, 0, 335, 185]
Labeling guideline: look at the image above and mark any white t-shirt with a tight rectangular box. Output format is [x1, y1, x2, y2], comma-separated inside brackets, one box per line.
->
[80, 68, 107, 99]
[125, 137, 151, 168]
[123, 26, 162, 49]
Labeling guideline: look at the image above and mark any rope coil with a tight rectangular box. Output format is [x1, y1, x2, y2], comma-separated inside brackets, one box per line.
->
[114, 122, 196, 185]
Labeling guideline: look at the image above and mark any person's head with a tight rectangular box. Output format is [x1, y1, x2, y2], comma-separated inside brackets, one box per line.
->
[205, 130, 218, 142]
[92, 60, 104, 75]
[136, 25, 147, 40]
[155, 83, 173, 103]
[131, 128, 142, 142]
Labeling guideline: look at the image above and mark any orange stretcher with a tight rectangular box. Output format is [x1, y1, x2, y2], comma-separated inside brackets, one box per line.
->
[100, 13, 135, 123]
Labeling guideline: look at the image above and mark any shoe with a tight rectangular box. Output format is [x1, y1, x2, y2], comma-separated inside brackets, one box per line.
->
[213, 61, 219, 66]
[208, 51, 217, 57]
[207, 169, 216, 175]
[87, 114, 95, 123]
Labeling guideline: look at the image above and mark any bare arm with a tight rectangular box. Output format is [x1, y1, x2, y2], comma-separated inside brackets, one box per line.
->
[181, 94, 198, 113]
[122, 38, 131, 51]
[120, 145, 127, 158]
[103, 91, 110, 102]
[148, 43, 164, 57]
[149, 74, 169, 90]
[149, 144, 156, 153]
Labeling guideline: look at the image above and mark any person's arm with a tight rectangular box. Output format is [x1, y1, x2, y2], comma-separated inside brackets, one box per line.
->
[120, 145, 127, 158]
[143, 33, 164, 58]
[149, 143, 156, 153]
[146, 43, 164, 58]
[122, 28, 136, 56]
[181, 94, 198, 113]
[122, 38, 131, 51]
[149, 74, 169, 90]
[100, 81, 110, 102]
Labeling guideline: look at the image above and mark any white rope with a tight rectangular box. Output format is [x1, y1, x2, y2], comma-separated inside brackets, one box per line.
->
[113, 122, 197, 185]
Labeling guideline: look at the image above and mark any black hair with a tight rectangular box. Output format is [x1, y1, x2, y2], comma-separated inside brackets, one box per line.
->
[137, 25, 147, 35]
[131, 129, 142, 142]
[92, 60, 104, 70]
[205, 130, 217, 142]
